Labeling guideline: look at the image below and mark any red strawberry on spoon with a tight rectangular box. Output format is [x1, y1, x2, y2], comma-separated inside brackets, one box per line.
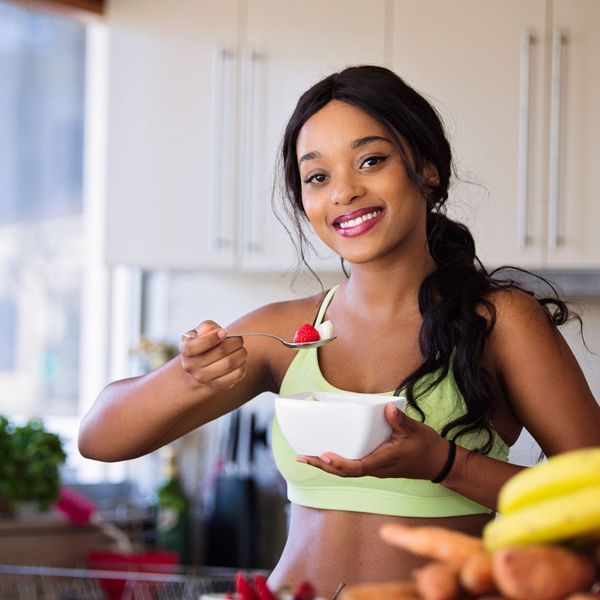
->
[292, 323, 321, 344]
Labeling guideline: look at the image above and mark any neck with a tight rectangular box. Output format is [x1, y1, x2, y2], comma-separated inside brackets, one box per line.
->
[341, 251, 437, 319]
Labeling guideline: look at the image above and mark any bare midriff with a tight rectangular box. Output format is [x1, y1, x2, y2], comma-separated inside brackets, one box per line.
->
[267, 504, 493, 599]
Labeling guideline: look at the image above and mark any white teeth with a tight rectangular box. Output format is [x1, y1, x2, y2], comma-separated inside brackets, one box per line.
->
[338, 209, 382, 229]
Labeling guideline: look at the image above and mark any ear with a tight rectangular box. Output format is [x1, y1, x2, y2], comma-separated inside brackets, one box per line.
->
[423, 162, 440, 187]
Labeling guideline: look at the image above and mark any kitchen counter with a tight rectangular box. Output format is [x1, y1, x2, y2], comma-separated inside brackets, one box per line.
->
[0, 511, 125, 567]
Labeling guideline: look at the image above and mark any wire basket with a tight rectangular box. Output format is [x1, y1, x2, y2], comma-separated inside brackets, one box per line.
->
[0, 564, 238, 600]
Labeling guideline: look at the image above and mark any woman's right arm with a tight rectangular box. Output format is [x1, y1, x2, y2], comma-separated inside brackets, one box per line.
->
[78, 319, 272, 462]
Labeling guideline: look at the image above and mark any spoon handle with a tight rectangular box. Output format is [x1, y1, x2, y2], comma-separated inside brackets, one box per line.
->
[225, 332, 288, 343]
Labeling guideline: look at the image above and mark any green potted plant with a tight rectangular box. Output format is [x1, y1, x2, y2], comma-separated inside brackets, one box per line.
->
[0, 415, 67, 515]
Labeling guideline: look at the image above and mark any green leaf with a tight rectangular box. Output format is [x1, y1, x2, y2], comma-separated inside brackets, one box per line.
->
[0, 416, 66, 510]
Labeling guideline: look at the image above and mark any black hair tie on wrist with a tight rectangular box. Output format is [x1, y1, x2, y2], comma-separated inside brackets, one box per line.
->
[431, 440, 457, 484]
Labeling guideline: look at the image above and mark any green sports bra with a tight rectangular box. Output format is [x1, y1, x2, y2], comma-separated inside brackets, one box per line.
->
[271, 286, 509, 517]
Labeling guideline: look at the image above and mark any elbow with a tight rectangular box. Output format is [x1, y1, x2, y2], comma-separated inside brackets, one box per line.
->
[77, 421, 120, 463]
[77, 429, 106, 462]
[78, 423, 145, 463]
[78, 438, 123, 463]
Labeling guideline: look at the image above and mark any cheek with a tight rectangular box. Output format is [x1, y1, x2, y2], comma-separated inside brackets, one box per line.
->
[300, 194, 321, 225]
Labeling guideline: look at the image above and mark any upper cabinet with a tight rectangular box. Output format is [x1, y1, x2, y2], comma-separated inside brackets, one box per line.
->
[549, 0, 600, 268]
[240, 0, 388, 272]
[105, 0, 388, 272]
[105, 0, 240, 271]
[392, 0, 600, 269]
[107, 0, 597, 272]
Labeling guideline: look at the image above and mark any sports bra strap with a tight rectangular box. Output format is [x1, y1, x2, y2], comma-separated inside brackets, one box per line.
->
[312, 286, 338, 327]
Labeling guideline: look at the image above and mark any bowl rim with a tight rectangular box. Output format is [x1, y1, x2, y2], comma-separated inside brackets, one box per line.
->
[275, 390, 406, 407]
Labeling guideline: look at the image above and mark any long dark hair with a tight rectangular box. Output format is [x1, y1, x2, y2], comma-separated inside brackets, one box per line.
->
[277, 65, 577, 453]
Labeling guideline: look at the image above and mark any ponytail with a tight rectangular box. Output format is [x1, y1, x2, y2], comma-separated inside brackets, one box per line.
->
[396, 211, 576, 453]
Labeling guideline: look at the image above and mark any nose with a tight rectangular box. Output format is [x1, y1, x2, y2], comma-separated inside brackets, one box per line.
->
[330, 172, 365, 205]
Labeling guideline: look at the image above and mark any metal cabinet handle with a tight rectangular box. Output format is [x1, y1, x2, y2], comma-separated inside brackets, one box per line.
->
[517, 28, 533, 249]
[548, 27, 566, 253]
[210, 45, 236, 250]
[241, 47, 263, 255]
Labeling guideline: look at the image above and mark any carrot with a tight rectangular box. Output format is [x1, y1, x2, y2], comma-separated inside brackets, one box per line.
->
[564, 594, 600, 600]
[339, 580, 419, 600]
[379, 524, 484, 566]
[413, 561, 460, 600]
[459, 551, 496, 595]
[492, 544, 597, 600]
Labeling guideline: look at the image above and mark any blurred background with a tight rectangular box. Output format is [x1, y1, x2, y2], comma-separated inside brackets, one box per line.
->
[0, 0, 598, 592]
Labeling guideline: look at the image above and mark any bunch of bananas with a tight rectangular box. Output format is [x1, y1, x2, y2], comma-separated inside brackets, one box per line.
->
[484, 447, 600, 551]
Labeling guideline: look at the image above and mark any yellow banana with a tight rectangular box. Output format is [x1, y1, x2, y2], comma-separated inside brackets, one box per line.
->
[484, 483, 600, 552]
[498, 447, 600, 514]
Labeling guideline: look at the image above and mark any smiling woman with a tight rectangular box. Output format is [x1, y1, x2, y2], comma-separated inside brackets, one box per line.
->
[296, 101, 430, 266]
[79, 64, 600, 598]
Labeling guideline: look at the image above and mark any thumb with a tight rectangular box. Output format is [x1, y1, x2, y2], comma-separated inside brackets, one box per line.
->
[195, 320, 222, 335]
[385, 403, 412, 432]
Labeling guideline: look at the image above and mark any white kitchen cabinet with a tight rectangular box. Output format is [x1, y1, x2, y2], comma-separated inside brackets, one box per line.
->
[547, 0, 600, 267]
[105, 0, 240, 270]
[392, 0, 600, 269]
[105, 0, 388, 272]
[240, 0, 388, 271]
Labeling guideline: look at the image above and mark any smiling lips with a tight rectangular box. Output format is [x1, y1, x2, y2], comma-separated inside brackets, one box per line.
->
[333, 207, 384, 237]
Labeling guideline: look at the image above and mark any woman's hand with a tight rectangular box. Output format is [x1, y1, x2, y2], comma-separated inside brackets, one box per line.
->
[179, 320, 248, 392]
[296, 404, 450, 480]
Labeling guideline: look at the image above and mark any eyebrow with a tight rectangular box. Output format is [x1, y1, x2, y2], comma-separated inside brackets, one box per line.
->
[298, 135, 392, 164]
[351, 135, 392, 149]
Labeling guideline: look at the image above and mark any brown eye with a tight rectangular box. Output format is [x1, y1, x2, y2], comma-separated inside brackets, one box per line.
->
[360, 155, 388, 169]
[304, 173, 328, 185]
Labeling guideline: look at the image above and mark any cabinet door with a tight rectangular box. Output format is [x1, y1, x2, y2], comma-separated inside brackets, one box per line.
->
[546, 0, 600, 267]
[241, 0, 388, 273]
[105, 0, 239, 269]
[392, 0, 547, 269]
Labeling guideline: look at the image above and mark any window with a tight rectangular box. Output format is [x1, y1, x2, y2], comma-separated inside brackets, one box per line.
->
[0, 0, 109, 481]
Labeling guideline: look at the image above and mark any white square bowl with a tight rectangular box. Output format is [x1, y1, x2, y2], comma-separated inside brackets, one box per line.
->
[275, 391, 406, 460]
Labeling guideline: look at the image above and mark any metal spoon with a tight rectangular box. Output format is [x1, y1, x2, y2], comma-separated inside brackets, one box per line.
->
[182, 329, 336, 350]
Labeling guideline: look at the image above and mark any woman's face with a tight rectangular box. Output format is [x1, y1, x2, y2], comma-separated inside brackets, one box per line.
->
[296, 100, 430, 266]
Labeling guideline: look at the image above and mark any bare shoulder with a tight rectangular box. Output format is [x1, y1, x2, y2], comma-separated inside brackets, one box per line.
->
[483, 287, 567, 377]
[483, 289, 600, 454]
[478, 287, 562, 378]
[487, 287, 555, 333]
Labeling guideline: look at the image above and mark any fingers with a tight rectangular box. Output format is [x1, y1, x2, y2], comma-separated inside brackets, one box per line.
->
[179, 320, 248, 389]
[185, 344, 248, 388]
[296, 439, 405, 478]
[385, 403, 415, 435]
[385, 402, 402, 426]
[179, 320, 225, 353]
[296, 453, 367, 477]
[206, 361, 249, 391]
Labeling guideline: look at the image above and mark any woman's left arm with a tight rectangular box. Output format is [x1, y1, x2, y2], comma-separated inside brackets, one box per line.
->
[442, 290, 600, 508]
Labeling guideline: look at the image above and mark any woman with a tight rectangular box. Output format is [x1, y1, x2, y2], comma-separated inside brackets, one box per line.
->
[79, 66, 600, 598]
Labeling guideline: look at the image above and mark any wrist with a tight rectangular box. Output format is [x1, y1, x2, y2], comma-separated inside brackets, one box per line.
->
[438, 443, 467, 490]
[430, 438, 457, 484]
